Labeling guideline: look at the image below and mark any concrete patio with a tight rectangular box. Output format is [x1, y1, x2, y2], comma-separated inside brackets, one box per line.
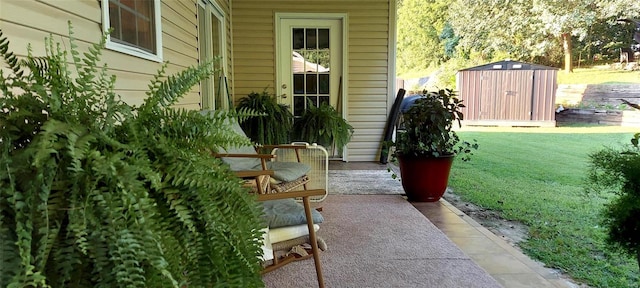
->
[262, 161, 577, 287]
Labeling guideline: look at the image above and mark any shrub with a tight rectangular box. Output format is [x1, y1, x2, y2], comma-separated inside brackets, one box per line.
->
[587, 133, 640, 272]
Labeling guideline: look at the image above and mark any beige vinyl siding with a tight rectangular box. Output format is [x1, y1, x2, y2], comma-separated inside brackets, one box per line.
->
[0, 0, 202, 109]
[232, 0, 392, 161]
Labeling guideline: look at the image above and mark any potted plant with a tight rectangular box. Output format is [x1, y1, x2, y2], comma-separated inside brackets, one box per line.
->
[587, 133, 640, 271]
[236, 89, 294, 145]
[390, 88, 477, 202]
[293, 103, 354, 155]
[0, 27, 265, 287]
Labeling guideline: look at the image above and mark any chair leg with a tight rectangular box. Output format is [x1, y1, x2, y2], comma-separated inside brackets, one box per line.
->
[303, 196, 324, 288]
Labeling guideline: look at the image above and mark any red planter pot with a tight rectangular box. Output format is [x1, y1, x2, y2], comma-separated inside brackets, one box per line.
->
[397, 154, 455, 202]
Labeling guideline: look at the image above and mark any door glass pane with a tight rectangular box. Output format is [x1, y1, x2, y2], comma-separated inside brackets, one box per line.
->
[293, 74, 304, 94]
[319, 96, 330, 106]
[211, 14, 224, 108]
[305, 74, 317, 94]
[318, 29, 329, 49]
[316, 50, 329, 71]
[319, 74, 329, 94]
[294, 96, 305, 117]
[307, 96, 318, 108]
[306, 29, 317, 49]
[293, 28, 305, 49]
[198, 3, 225, 110]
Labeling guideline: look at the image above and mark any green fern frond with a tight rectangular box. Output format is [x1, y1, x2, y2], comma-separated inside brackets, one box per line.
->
[141, 60, 215, 113]
[0, 29, 23, 76]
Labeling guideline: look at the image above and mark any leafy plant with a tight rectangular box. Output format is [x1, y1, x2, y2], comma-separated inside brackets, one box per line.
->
[0, 24, 265, 287]
[236, 89, 294, 145]
[587, 133, 640, 272]
[293, 103, 353, 153]
[393, 89, 477, 160]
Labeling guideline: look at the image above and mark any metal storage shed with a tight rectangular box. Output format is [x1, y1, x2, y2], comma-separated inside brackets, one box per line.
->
[456, 60, 558, 127]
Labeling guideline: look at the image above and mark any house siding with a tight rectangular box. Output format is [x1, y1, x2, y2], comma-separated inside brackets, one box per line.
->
[232, 0, 393, 162]
[0, 0, 209, 110]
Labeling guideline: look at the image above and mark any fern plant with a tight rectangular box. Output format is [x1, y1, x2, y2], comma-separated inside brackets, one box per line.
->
[0, 23, 265, 287]
[236, 89, 294, 145]
[293, 103, 354, 154]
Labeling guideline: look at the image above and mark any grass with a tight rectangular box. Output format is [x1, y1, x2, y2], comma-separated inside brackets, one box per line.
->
[449, 126, 639, 287]
[557, 67, 640, 85]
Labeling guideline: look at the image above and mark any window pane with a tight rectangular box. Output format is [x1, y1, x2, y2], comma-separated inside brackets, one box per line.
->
[136, 0, 151, 17]
[109, 1, 121, 39]
[121, 0, 135, 9]
[121, 9, 137, 44]
[318, 29, 329, 49]
[108, 0, 156, 53]
[293, 74, 304, 94]
[293, 28, 304, 49]
[305, 74, 317, 94]
[137, 17, 154, 52]
[306, 29, 317, 49]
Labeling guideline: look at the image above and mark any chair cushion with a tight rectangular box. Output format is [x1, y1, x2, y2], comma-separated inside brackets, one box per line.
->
[219, 121, 262, 171]
[262, 198, 324, 228]
[264, 161, 311, 182]
[269, 224, 320, 244]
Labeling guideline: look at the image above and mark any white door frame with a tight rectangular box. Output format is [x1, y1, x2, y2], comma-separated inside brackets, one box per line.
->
[275, 12, 349, 158]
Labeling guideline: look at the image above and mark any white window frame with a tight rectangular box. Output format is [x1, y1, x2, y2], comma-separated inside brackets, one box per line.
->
[198, 0, 228, 110]
[101, 0, 163, 62]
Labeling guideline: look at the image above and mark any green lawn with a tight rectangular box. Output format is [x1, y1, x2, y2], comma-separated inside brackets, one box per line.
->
[449, 127, 639, 287]
[557, 67, 640, 85]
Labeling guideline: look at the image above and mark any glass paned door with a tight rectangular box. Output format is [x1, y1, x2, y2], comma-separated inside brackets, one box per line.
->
[198, 0, 227, 110]
[291, 28, 331, 117]
[278, 18, 343, 157]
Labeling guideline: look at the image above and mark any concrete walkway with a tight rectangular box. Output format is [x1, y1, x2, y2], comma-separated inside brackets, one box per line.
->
[413, 200, 578, 288]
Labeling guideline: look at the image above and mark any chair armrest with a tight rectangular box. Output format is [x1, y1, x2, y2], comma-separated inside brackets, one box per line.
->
[256, 189, 326, 201]
[213, 153, 276, 159]
[260, 144, 308, 150]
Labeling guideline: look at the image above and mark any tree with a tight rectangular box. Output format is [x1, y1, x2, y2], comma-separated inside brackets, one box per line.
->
[532, 1, 599, 72]
[396, 0, 450, 76]
[448, 0, 544, 61]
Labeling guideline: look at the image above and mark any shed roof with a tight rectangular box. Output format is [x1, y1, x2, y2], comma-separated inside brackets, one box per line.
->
[459, 60, 558, 71]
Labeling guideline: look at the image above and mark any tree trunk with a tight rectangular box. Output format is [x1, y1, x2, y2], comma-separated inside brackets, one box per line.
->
[562, 33, 573, 73]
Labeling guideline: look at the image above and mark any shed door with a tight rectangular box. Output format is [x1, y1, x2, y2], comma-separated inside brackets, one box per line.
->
[479, 70, 533, 121]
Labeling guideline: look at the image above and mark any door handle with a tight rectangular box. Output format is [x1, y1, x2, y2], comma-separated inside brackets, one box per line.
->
[280, 93, 287, 99]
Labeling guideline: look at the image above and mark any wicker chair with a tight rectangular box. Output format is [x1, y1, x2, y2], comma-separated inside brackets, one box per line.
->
[209, 118, 326, 287]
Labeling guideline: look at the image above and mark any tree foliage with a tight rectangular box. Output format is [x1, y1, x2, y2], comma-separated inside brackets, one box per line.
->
[397, 0, 450, 75]
[0, 23, 265, 287]
[397, 0, 640, 78]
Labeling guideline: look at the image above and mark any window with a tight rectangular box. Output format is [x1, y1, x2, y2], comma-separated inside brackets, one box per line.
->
[102, 0, 162, 62]
[198, 0, 227, 110]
